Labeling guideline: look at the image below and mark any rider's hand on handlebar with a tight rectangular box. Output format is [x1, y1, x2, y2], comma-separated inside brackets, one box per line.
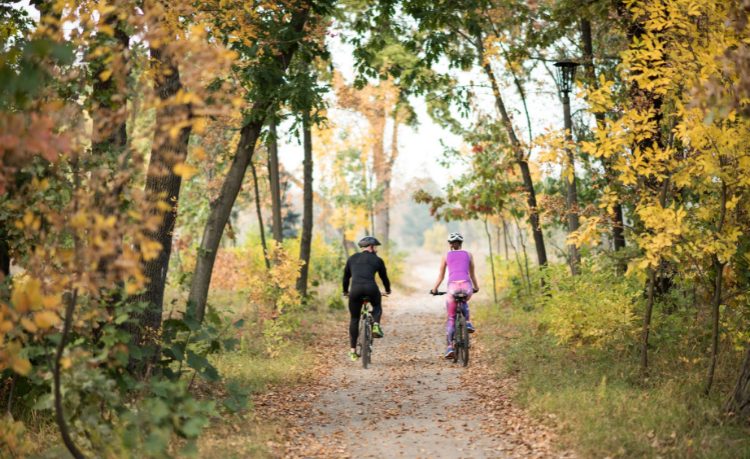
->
[382, 291, 390, 297]
[473, 287, 479, 293]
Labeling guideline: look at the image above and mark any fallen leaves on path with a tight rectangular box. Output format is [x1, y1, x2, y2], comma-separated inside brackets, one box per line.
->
[251, 284, 576, 458]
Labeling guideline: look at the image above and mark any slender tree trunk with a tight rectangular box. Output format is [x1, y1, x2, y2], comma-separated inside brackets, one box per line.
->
[379, 115, 400, 248]
[506, 222, 528, 295]
[514, 216, 532, 294]
[90, 7, 129, 157]
[706, 181, 728, 394]
[581, 18, 626, 253]
[129, 45, 192, 346]
[484, 218, 498, 304]
[641, 267, 657, 372]
[641, 182, 670, 373]
[0, 234, 9, 279]
[726, 345, 750, 418]
[188, 122, 261, 321]
[477, 35, 547, 268]
[501, 218, 510, 261]
[268, 119, 283, 244]
[372, 111, 387, 240]
[562, 92, 581, 275]
[187, 7, 311, 322]
[55, 289, 84, 459]
[91, 8, 129, 303]
[296, 111, 314, 297]
[250, 158, 270, 271]
[341, 230, 350, 257]
[56, 159, 84, 459]
[705, 256, 725, 394]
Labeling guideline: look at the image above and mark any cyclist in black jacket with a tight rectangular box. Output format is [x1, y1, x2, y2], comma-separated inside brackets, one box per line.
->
[343, 236, 391, 361]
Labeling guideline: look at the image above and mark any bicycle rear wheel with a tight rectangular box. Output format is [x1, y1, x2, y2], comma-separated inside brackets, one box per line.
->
[457, 313, 469, 367]
[360, 317, 372, 369]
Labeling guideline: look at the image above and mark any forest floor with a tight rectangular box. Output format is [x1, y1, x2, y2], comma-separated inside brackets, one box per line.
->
[257, 252, 572, 459]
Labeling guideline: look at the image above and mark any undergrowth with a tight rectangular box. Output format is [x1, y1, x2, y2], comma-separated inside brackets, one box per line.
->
[475, 257, 750, 459]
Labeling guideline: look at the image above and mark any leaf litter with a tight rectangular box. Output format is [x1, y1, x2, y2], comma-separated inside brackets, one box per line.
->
[254, 275, 576, 458]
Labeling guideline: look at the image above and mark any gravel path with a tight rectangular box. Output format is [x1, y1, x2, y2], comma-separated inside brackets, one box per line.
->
[261, 251, 572, 459]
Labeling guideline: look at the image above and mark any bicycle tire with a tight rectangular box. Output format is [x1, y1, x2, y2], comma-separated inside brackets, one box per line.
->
[457, 313, 469, 367]
[357, 316, 366, 364]
[451, 319, 459, 364]
[362, 318, 372, 369]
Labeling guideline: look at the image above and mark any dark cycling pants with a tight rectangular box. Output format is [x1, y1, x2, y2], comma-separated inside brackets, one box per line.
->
[348, 283, 382, 348]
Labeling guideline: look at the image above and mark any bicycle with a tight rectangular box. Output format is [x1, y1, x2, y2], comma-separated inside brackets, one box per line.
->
[432, 290, 470, 367]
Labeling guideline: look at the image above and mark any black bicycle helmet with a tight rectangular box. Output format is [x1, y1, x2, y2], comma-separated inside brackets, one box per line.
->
[358, 236, 382, 247]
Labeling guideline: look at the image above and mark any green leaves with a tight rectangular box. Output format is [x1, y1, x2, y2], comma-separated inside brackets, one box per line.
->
[0, 37, 75, 109]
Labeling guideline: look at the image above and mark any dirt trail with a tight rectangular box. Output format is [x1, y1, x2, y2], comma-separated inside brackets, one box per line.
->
[270, 251, 570, 459]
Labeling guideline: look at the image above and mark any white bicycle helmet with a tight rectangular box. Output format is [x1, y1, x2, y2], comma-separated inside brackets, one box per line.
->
[447, 232, 464, 243]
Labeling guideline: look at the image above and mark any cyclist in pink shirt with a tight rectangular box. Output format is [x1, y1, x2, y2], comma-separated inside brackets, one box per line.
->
[430, 232, 479, 359]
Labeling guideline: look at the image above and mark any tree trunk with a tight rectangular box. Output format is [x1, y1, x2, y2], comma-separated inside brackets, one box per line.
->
[91, 9, 129, 294]
[372, 107, 387, 241]
[506, 219, 528, 295]
[91, 26, 129, 159]
[267, 119, 283, 244]
[296, 111, 314, 297]
[726, 345, 750, 418]
[188, 122, 261, 321]
[0, 234, 9, 280]
[705, 255, 724, 394]
[514, 216, 532, 295]
[378, 113, 400, 248]
[477, 35, 547, 268]
[341, 230, 350, 257]
[562, 93, 581, 275]
[250, 158, 271, 271]
[706, 181, 728, 394]
[129, 45, 192, 345]
[613, 203, 626, 251]
[641, 267, 657, 372]
[501, 218, 510, 260]
[187, 7, 311, 323]
[580, 18, 626, 253]
[484, 218, 498, 304]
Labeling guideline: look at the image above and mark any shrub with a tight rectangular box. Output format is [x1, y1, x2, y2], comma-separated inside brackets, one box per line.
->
[540, 261, 642, 347]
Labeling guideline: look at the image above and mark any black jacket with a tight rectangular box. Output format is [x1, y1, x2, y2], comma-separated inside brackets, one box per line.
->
[342, 251, 391, 294]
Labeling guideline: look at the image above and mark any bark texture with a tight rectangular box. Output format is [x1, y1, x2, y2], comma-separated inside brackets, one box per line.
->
[562, 93, 581, 275]
[268, 119, 283, 243]
[251, 158, 271, 270]
[296, 111, 314, 296]
[129, 45, 192, 344]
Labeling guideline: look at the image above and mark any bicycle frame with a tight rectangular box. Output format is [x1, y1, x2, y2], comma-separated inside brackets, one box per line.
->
[432, 290, 470, 366]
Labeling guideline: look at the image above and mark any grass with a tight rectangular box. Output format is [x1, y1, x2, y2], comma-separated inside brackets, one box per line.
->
[474, 301, 750, 459]
[193, 287, 343, 458]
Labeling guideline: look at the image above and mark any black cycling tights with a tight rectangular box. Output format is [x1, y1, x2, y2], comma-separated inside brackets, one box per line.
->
[348, 284, 382, 349]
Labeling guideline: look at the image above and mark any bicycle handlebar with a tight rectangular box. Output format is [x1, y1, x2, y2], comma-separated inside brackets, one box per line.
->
[430, 289, 479, 295]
